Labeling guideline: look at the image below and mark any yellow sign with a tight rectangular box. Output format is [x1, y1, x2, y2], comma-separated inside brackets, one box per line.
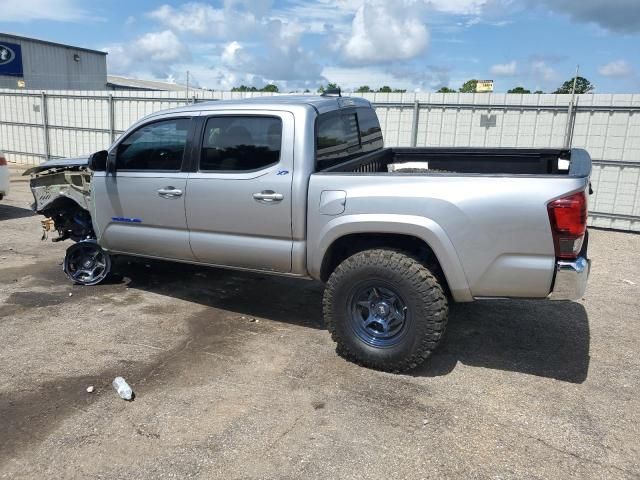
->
[17, 79, 25, 88]
[476, 80, 493, 93]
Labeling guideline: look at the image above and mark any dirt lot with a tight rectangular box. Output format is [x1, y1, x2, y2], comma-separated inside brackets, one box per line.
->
[1, 166, 639, 479]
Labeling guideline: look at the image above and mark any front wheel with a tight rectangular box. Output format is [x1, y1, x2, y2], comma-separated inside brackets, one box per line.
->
[323, 249, 448, 372]
[63, 240, 111, 286]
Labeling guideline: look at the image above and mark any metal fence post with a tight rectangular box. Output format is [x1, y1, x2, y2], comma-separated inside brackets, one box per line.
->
[108, 94, 115, 143]
[564, 99, 574, 149]
[411, 100, 420, 147]
[40, 91, 50, 161]
[564, 97, 579, 149]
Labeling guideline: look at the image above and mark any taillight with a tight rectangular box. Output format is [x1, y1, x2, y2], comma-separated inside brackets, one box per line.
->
[0, 153, 6, 166]
[547, 191, 587, 259]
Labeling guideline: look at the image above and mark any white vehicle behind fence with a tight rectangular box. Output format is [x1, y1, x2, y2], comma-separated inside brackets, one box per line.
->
[0, 152, 10, 200]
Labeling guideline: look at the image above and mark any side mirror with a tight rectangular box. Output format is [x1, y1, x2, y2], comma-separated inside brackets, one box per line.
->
[88, 150, 108, 172]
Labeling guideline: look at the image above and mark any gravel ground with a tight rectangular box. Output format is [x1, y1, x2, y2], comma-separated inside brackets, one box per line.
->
[1, 166, 639, 479]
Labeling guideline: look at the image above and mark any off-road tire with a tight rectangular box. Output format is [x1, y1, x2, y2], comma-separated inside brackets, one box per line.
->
[323, 249, 448, 372]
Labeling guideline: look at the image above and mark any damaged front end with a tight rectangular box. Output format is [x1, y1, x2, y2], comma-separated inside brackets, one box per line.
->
[24, 157, 95, 243]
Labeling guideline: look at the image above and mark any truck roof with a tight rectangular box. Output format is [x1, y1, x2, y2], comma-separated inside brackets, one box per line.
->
[152, 95, 373, 117]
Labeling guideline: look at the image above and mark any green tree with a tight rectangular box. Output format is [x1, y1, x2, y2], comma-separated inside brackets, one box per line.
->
[533, 90, 544, 94]
[437, 87, 456, 93]
[231, 85, 258, 92]
[318, 82, 339, 93]
[356, 85, 372, 93]
[375, 86, 406, 93]
[554, 76, 594, 94]
[459, 79, 478, 93]
[507, 86, 531, 94]
[231, 84, 279, 93]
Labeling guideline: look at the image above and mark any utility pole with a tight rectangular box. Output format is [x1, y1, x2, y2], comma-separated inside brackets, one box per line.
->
[570, 64, 579, 103]
[564, 64, 579, 148]
[186, 70, 190, 101]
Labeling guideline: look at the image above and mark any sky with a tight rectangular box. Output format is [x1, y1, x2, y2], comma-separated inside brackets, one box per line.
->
[1, 0, 639, 93]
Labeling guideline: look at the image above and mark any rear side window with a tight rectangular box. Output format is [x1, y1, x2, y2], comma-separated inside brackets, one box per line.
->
[201, 116, 282, 172]
[316, 107, 382, 170]
[116, 118, 190, 171]
[357, 107, 383, 152]
[316, 111, 360, 170]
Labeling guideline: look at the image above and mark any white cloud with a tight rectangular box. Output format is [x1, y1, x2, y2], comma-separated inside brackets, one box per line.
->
[1, 0, 90, 22]
[342, 0, 430, 64]
[530, 60, 557, 82]
[149, 3, 273, 41]
[134, 30, 188, 62]
[322, 64, 451, 91]
[274, 0, 367, 33]
[598, 60, 633, 77]
[221, 41, 243, 64]
[490, 60, 517, 76]
[216, 24, 325, 85]
[427, 0, 494, 15]
[105, 30, 190, 79]
[143, 2, 325, 88]
[150, 4, 225, 37]
[322, 66, 414, 90]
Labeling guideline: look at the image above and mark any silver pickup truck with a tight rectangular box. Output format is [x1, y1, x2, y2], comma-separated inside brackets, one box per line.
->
[27, 94, 591, 372]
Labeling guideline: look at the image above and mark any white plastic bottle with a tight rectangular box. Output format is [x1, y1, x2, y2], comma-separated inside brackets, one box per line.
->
[112, 377, 134, 400]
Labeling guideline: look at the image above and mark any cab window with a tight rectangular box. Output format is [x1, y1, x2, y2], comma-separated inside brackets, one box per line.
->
[315, 107, 383, 170]
[316, 111, 360, 170]
[116, 118, 190, 171]
[201, 116, 282, 172]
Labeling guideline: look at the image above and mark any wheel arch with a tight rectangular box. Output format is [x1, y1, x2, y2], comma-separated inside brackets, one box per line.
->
[311, 214, 473, 302]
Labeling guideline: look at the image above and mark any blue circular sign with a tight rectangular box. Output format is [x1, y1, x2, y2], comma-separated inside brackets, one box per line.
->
[0, 45, 16, 65]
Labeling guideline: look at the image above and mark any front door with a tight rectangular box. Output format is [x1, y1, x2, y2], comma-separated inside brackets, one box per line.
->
[185, 111, 294, 273]
[92, 117, 195, 261]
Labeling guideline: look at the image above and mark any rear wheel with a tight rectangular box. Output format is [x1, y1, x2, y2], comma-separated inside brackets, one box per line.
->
[323, 249, 448, 372]
[63, 241, 111, 286]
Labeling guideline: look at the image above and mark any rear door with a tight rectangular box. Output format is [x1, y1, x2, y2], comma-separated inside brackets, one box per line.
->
[185, 111, 294, 272]
[92, 116, 196, 261]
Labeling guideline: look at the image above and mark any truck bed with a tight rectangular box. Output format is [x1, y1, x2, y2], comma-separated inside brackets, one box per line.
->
[320, 147, 590, 177]
[307, 147, 591, 301]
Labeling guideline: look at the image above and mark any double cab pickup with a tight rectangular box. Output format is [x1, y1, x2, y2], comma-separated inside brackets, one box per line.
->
[27, 94, 591, 372]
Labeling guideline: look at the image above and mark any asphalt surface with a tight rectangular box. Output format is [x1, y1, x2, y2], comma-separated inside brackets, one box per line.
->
[1, 166, 639, 479]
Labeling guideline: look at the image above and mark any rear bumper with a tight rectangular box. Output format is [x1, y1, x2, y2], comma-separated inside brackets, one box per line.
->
[548, 256, 591, 301]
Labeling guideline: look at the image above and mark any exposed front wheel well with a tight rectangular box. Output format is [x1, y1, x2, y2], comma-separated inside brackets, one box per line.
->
[41, 197, 95, 242]
[320, 233, 450, 296]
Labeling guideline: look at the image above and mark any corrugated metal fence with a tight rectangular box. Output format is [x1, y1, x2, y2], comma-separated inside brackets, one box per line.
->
[1, 88, 639, 231]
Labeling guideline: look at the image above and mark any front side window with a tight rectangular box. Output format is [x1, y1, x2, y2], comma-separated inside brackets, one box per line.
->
[201, 116, 282, 172]
[116, 118, 190, 171]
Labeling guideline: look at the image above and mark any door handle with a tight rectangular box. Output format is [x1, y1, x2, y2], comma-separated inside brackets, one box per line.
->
[157, 187, 183, 198]
[253, 190, 284, 202]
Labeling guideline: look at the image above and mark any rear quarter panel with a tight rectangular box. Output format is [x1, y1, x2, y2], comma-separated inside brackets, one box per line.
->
[307, 173, 588, 301]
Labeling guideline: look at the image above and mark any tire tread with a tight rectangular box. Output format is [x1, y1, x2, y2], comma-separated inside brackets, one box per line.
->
[323, 249, 449, 372]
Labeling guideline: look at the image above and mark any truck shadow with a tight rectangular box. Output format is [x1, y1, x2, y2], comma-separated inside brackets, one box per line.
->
[0, 204, 35, 220]
[115, 259, 589, 383]
[114, 258, 326, 330]
[412, 300, 590, 383]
